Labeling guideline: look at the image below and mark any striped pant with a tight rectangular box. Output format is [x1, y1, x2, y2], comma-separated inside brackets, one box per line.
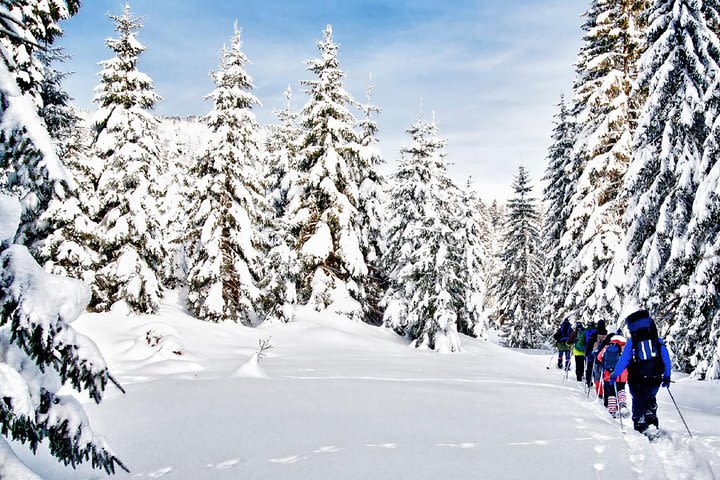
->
[604, 381, 627, 416]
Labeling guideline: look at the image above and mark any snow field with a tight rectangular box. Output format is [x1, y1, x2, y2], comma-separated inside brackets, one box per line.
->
[12, 293, 720, 479]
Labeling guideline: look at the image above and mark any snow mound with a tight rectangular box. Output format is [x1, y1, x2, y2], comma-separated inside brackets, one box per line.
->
[123, 323, 185, 361]
[231, 352, 268, 379]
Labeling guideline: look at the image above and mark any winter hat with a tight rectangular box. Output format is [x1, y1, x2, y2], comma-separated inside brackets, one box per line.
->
[597, 319, 607, 334]
[610, 335, 627, 345]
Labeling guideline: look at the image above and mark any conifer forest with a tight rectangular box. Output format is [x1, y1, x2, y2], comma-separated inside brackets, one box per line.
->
[1, 1, 719, 479]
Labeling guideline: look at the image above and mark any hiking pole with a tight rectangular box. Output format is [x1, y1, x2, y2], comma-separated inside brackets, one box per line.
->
[586, 357, 595, 399]
[614, 383, 624, 432]
[546, 348, 556, 370]
[666, 386, 693, 439]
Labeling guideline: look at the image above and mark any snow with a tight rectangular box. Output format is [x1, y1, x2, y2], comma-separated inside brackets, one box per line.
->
[0, 194, 21, 242]
[1, 245, 91, 324]
[13, 293, 720, 479]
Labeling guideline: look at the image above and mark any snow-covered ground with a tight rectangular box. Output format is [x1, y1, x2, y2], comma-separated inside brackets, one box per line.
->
[14, 293, 720, 479]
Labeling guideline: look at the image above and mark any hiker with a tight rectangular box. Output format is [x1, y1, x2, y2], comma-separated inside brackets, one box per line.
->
[610, 308, 672, 434]
[590, 326, 610, 397]
[597, 335, 628, 418]
[584, 320, 607, 388]
[567, 321, 586, 382]
[553, 318, 572, 370]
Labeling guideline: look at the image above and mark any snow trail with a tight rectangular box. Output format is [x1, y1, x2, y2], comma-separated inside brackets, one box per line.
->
[12, 298, 720, 479]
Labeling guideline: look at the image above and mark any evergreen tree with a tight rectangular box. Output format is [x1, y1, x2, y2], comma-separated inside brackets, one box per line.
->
[91, 4, 167, 313]
[355, 78, 386, 323]
[185, 24, 267, 324]
[621, 0, 720, 315]
[259, 87, 301, 324]
[494, 166, 544, 348]
[668, 4, 720, 377]
[541, 95, 576, 328]
[0, 0, 78, 251]
[0, 7, 125, 471]
[0, 0, 80, 106]
[266, 86, 300, 217]
[288, 25, 371, 321]
[561, 0, 649, 326]
[35, 48, 100, 282]
[0, 196, 127, 476]
[382, 115, 462, 352]
[484, 199, 505, 320]
[454, 177, 489, 338]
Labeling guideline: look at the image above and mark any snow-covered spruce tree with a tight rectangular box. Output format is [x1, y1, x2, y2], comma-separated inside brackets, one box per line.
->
[0, 0, 80, 106]
[0, 194, 127, 476]
[483, 199, 505, 322]
[288, 25, 372, 320]
[668, 7, 720, 377]
[0, 1, 79, 252]
[0, 26, 126, 473]
[185, 25, 268, 324]
[541, 95, 576, 328]
[561, 0, 649, 326]
[354, 79, 386, 324]
[35, 48, 100, 282]
[259, 87, 301, 324]
[157, 155, 190, 288]
[620, 0, 720, 317]
[91, 4, 167, 313]
[670, 153, 720, 378]
[494, 166, 544, 348]
[266, 86, 301, 217]
[453, 177, 489, 338]
[382, 115, 462, 352]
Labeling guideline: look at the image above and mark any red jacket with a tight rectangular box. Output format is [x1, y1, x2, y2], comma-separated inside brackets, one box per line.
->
[597, 338, 629, 382]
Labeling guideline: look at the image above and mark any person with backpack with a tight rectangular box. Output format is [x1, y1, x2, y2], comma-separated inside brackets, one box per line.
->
[610, 308, 672, 434]
[597, 335, 628, 418]
[567, 321, 587, 382]
[553, 318, 572, 370]
[584, 320, 607, 389]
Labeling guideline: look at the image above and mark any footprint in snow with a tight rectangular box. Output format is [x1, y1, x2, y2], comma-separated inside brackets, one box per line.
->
[268, 455, 306, 464]
[366, 443, 398, 449]
[313, 446, 341, 454]
[506, 440, 549, 446]
[206, 458, 244, 469]
[594, 445, 606, 454]
[147, 467, 173, 478]
[437, 443, 479, 449]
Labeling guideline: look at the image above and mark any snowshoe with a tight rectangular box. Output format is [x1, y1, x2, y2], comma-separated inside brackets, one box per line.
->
[642, 426, 665, 442]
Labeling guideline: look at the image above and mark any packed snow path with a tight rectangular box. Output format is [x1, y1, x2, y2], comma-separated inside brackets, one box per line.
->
[15, 295, 720, 479]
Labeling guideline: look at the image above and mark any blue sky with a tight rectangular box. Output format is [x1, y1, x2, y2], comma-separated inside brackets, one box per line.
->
[59, 0, 584, 202]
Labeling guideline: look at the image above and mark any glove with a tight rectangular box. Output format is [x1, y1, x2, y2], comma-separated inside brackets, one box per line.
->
[608, 374, 617, 385]
[662, 375, 671, 388]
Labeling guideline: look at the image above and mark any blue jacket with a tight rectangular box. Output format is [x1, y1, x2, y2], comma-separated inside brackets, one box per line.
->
[610, 337, 672, 381]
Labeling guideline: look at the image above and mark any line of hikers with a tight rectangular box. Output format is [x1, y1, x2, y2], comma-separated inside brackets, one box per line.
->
[553, 306, 672, 436]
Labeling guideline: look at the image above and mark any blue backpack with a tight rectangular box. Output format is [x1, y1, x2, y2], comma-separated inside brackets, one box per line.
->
[626, 310, 665, 380]
[602, 343, 622, 372]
